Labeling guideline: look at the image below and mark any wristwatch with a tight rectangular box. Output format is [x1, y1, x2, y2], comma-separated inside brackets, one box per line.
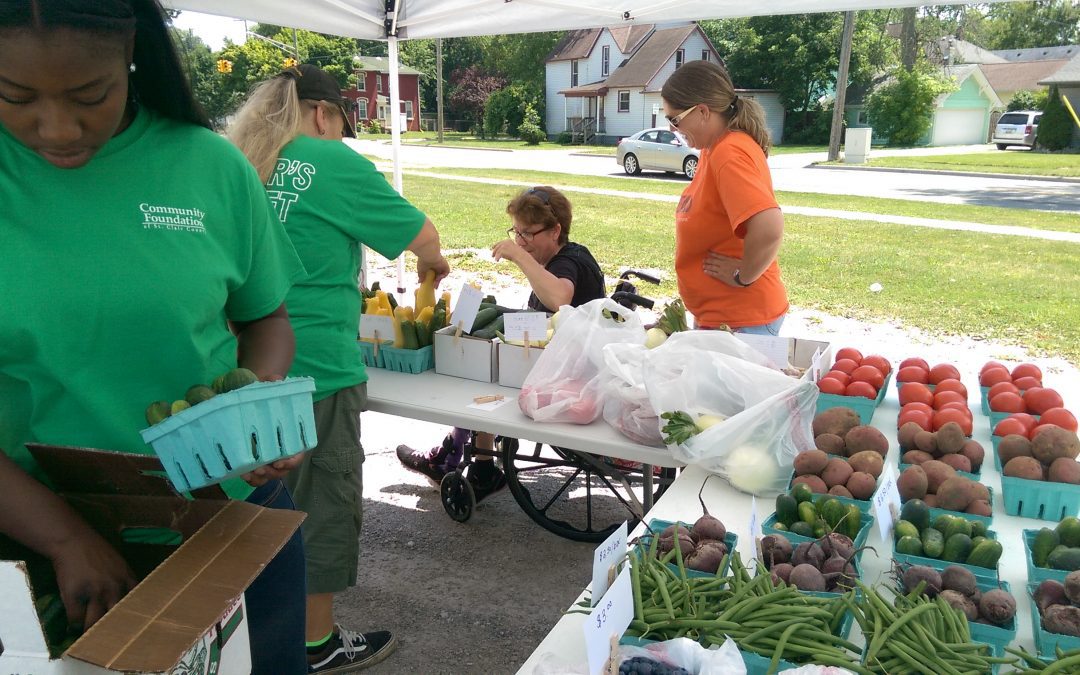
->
[733, 270, 753, 287]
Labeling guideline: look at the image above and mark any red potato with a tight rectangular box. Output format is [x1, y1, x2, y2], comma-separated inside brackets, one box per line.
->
[929, 364, 961, 385]
[900, 383, 935, 408]
[851, 365, 886, 391]
[1032, 424, 1064, 440]
[900, 357, 930, 371]
[1040, 409, 1079, 433]
[990, 392, 1026, 414]
[934, 379, 968, 398]
[898, 366, 930, 384]
[979, 367, 1013, 387]
[1025, 388, 1064, 416]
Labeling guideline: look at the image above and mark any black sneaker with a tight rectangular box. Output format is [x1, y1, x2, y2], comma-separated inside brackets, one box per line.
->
[396, 434, 458, 485]
[467, 464, 507, 503]
[307, 626, 397, 673]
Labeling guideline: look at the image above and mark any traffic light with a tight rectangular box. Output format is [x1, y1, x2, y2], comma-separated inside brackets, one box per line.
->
[283, 57, 299, 69]
[216, 59, 233, 74]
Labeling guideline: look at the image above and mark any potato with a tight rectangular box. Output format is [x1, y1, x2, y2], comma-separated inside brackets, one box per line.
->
[914, 430, 938, 455]
[821, 457, 854, 488]
[961, 440, 985, 473]
[937, 476, 974, 512]
[997, 434, 1033, 466]
[966, 499, 992, 517]
[829, 484, 854, 498]
[1003, 456, 1045, 481]
[923, 493, 939, 507]
[846, 471, 877, 500]
[791, 474, 828, 494]
[793, 449, 830, 476]
[921, 460, 957, 494]
[849, 450, 884, 478]
[968, 481, 991, 504]
[898, 421, 923, 450]
[897, 465, 928, 501]
[1048, 458, 1080, 485]
[813, 407, 861, 439]
[936, 422, 966, 455]
[940, 453, 973, 474]
[902, 449, 934, 465]
[845, 425, 889, 458]
[815, 433, 846, 456]
[1033, 427, 1080, 465]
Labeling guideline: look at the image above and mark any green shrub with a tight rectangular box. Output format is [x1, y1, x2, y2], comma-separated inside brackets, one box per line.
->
[1007, 89, 1048, 112]
[1036, 86, 1075, 151]
[364, 119, 384, 134]
[784, 108, 836, 144]
[555, 131, 573, 145]
[518, 105, 547, 145]
[866, 66, 954, 146]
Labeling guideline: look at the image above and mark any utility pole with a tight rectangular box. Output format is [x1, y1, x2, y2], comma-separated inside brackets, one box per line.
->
[436, 38, 445, 143]
[292, 27, 300, 61]
[901, 7, 918, 71]
[828, 11, 856, 162]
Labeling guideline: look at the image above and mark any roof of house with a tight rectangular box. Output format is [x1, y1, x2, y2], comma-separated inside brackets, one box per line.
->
[546, 29, 603, 62]
[980, 59, 1069, 96]
[926, 37, 1008, 65]
[1040, 52, 1080, 85]
[354, 56, 422, 75]
[558, 81, 610, 97]
[607, 25, 654, 54]
[844, 64, 1002, 108]
[603, 24, 699, 91]
[992, 45, 1080, 62]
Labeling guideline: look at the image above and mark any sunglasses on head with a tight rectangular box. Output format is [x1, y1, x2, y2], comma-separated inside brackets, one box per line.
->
[666, 105, 697, 128]
[527, 187, 550, 204]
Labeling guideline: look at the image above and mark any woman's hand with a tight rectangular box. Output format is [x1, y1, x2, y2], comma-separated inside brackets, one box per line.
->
[242, 453, 306, 486]
[491, 239, 527, 265]
[703, 251, 747, 288]
[51, 531, 136, 630]
[418, 255, 451, 287]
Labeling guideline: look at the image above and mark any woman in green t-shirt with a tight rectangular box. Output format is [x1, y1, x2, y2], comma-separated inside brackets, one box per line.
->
[0, 1, 308, 673]
[228, 64, 450, 673]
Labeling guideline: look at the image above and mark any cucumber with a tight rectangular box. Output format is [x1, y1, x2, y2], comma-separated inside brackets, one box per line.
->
[843, 504, 862, 540]
[900, 499, 931, 532]
[775, 494, 799, 527]
[942, 517, 973, 542]
[967, 538, 1004, 569]
[468, 307, 499, 334]
[942, 533, 973, 563]
[400, 320, 419, 350]
[471, 315, 505, 341]
[971, 519, 988, 539]
[921, 528, 946, 559]
[932, 513, 956, 534]
[894, 520, 920, 542]
[415, 320, 432, 347]
[896, 536, 923, 556]
[790, 521, 814, 538]
[1058, 516, 1080, 548]
[1033, 527, 1060, 567]
[798, 501, 818, 526]
[1048, 546, 1080, 571]
[791, 483, 814, 504]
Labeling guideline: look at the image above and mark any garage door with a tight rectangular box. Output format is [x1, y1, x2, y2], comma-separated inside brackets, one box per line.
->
[932, 109, 987, 146]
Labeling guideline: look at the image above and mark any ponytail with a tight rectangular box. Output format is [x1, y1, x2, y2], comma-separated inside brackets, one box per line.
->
[661, 60, 772, 156]
[228, 76, 304, 183]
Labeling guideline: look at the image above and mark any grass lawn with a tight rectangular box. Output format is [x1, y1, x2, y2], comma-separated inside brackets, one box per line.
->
[404, 167, 1080, 234]
[399, 173, 1080, 365]
[863, 151, 1080, 178]
[364, 131, 611, 152]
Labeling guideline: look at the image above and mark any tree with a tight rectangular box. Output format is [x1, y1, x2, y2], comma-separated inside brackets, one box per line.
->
[865, 65, 953, 146]
[518, 105, 547, 145]
[980, 1, 1080, 50]
[1007, 89, 1049, 112]
[1037, 86, 1075, 151]
[172, 28, 240, 128]
[448, 66, 507, 137]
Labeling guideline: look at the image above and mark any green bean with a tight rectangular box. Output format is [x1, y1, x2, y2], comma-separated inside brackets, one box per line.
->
[767, 622, 802, 675]
[1044, 654, 1080, 675]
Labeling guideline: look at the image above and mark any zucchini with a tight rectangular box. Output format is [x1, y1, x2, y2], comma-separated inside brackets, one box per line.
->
[401, 320, 419, 350]
[415, 320, 432, 347]
[470, 315, 504, 341]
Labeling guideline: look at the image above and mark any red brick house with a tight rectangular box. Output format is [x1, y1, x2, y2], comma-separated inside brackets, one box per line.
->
[344, 56, 423, 132]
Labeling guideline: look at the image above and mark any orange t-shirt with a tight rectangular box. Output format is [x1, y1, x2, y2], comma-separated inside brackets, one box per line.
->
[674, 130, 788, 328]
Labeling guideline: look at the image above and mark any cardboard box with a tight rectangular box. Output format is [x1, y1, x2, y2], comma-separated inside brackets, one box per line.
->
[0, 444, 304, 674]
[496, 340, 546, 389]
[733, 334, 832, 383]
[433, 326, 498, 383]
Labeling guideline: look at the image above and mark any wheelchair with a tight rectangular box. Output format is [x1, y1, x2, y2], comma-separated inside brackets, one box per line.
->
[439, 270, 678, 542]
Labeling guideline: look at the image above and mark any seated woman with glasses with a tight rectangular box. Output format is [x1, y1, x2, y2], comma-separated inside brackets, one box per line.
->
[397, 186, 605, 499]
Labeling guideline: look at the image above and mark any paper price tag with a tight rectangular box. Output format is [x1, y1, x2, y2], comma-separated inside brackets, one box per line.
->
[453, 284, 484, 333]
[811, 348, 825, 382]
[734, 333, 789, 370]
[591, 521, 627, 606]
[358, 314, 395, 341]
[584, 565, 633, 675]
[873, 465, 902, 543]
[749, 495, 762, 544]
[503, 312, 549, 342]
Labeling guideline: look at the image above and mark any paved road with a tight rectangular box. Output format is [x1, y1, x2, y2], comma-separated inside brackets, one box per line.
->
[348, 139, 1080, 213]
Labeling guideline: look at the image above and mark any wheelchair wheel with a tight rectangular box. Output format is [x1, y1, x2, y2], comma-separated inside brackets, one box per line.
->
[498, 437, 674, 543]
[440, 471, 475, 522]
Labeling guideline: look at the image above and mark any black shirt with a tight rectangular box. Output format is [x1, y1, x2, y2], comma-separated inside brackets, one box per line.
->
[527, 242, 606, 313]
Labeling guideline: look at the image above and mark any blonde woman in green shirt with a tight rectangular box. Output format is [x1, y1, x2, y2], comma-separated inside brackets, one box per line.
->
[229, 64, 450, 674]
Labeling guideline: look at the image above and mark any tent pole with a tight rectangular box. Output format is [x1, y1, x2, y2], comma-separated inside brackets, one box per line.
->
[388, 35, 407, 293]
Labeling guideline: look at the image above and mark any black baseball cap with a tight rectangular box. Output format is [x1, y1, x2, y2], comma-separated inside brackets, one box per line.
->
[284, 63, 356, 137]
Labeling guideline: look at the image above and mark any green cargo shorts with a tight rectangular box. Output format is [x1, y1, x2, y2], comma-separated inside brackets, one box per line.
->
[284, 383, 366, 594]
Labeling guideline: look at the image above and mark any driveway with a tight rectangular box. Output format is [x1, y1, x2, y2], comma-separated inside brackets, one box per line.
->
[348, 139, 1080, 213]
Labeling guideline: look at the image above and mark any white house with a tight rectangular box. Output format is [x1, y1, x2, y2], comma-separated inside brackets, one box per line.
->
[544, 23, 786, 144]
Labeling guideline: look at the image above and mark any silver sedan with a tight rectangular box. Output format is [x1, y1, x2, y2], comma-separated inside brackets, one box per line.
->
[616, 127, 699, 179]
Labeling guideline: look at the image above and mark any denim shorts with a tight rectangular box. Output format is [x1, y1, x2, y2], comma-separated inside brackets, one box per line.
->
[732, 315, 786, 336]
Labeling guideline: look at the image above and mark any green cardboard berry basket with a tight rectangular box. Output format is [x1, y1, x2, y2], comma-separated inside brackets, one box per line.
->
[762, 509, 874, 550]
[1001, 474, 1080, 522]
[1024, 528, 1071, 585]
[892, 527, 1000, 585]
[967, 579, 1018, 655]
[357, 339, 391, 368]
[787, 472, 874, 513]
[378, 345, 434, 374]
[816, 372, 893, 425]
[1030, 581, 1080, 659]
[635, 518, 738, 579]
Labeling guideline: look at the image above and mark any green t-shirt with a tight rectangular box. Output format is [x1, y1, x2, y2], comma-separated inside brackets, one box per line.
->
[267, 135, 425, 400]
[0, 109, 305, 500]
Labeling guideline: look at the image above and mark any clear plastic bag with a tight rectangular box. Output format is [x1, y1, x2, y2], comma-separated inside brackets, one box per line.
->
[519, 299, 644, 424]
[644, 344, 817, 496]
[599, 343, 664, 447]
[618, 637, 746, 675]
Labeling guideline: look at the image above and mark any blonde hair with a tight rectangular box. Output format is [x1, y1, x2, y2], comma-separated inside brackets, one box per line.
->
[662, 61, 772, 156]
[228, 76, 304, 183]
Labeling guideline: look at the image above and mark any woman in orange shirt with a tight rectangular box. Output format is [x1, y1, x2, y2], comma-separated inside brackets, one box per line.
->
[661, 61, 788, 335]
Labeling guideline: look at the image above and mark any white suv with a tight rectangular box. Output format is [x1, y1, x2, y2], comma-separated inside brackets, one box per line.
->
[993, 111, 1041, 150]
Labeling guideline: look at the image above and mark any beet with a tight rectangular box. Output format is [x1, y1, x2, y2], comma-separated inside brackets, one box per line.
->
[1035, 580, 1069, 614]
[789, 563, 826, 592]
[692, 515, 727, 544]
[791, 542, 825, 569]
[658, 531, 694, 558]
[819, 532, 854, 561]
[821, 554, 848, 576]
[686, 541, 728, 573]
[771, 562, 794, 585]
[1065, 571, 1080, 605]
[759, 534, 793, 568]
[1043, 604, 1080, 638]
[659, 523, 692, 540]
[902, 565, 942, 597]
[979, 589, 1016, 626]
[941, 566, 977, 597]
[940, 589, 979, 621]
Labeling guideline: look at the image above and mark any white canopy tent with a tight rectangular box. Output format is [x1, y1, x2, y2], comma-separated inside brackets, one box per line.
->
[168, 0, 1015, 286]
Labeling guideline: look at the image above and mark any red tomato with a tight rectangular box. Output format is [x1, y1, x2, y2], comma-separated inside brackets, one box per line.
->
[899, 357, 930, 371]
[981, 360, 1007, 375]
[835, 347, 864, 364]
[1038, 408, 1079, 433]
[823, 370, 851, 386]
[845, 381, 878, 400]
[934, 379, 968, 398]
[831, 358, 859, 375]
[939, 402, 974, 419]
[990, 392, 1026, 414]
[1024, 387, 1064, 416]
[1011, 363, 1043, 382]
[987, 381, 1020, 401]
[1013, 376, 1043, 391]
[933, 408, 972, 435]
[1007, 413, 1039, 434]
[902, 401, 935, 415]
[929, 363, 961, 385]
[818, 377, 847, 395]
[979, 367, 1012, 387]
[994, 418, 1028, 437]
[851, 365, 886, 391]
[898, 408, 933, 431]
[1032, 423, 1063, 439]
[899, 383, 934, 407]
[861, 354, 892, 375]
[933, 390, 967, 410]
[897, 366, 930, 384]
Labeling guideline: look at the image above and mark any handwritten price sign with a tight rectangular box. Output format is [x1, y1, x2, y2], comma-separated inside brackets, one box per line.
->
[873, 464, 901, 543]
[583, 565, 633, 675]
[591, 521, 627, 605]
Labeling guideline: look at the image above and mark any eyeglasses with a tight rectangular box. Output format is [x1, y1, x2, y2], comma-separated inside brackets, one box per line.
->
[666, 105, 698, 128]
[506, 226, 550, 242]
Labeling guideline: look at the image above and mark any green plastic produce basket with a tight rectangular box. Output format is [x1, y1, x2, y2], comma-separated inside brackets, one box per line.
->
[967, 579, 1017, 652]
[140, 377, 317, 492]
[981, 386, 991, 417]
[892, 527, 1000, 585]
[1024, 528, 1071, 586]
[1030, 581, 1080, 659]
[635, 518, 738, 579]
[816, 371, 892, 425]
[357, 339, 390, 368]
[1001, 474, 1080, 522]
[378, 345, 434, 374]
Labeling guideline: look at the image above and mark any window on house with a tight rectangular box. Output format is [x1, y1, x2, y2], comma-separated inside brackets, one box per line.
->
[376, 75, 383, 93]
[602, 46, 610, 77]
[403, 100, 414, 120]
[675, 49, 685, 69]
[701, 50, 710, 62]
[857, 110, 868, 125]
[618, 91, 630, 112]
[571, 60, 578, 87]
[358, 98, 368, 120]
[358, 75, 366, 91]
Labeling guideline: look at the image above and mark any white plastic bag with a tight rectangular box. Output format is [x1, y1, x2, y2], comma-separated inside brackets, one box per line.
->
[599, 343, 664, 447]
[519, 299, 644, 424]
[644, 344, 817, 496]
[619, 637, 746, 675]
